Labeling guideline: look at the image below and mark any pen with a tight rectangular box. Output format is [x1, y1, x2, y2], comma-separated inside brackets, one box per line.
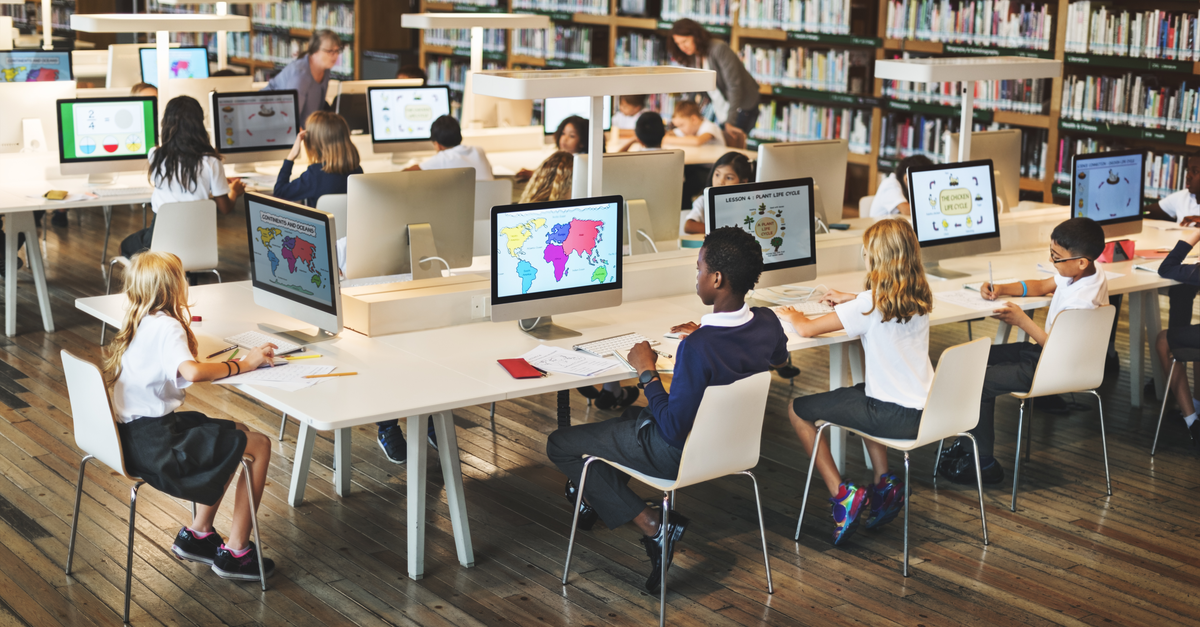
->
[988, 261, 993, 296]
[206, 345, 237, 359]
[303, 372, 358, 378]
[225, 349, 239, 361]
[283, 354, 322, 360]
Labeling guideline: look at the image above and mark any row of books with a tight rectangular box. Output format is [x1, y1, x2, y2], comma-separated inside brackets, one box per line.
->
[882, 77, 1050, 115]
[249, 1, 313, 31]
[752, 101, 872, 154]
[442, 0, 502, 8]
[426, 56, 504, 93]
[228, 32, 353, 75]
[513, 26, 595, 62]
[661, 0, 733, 26]
[615, 32, 668, 67]
[1061, 73, 1200, 132]
[315, 3, 354, 36]
[741, 44, 851, 92]
[426, 28, 506, 53]
[1053, 138, 1188, 200]
[1064, 2, 1200, 60]
[148, 1, 221, 16]
[884, 0, 1053, 51]
[879, 112, 978, 161]
[1012, 125, 1048, 180]
[512, 0, 609, 15]
[175, 32, 219, 56]
[736, 0, 852, 34]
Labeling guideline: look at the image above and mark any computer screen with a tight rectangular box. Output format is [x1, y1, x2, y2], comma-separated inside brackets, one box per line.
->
[56, 96, 157, 164]
[212, 90, 300, 153]
[1070, 149, 1145, 225]
[543, 95, 612, 134]
[707, 178, 816, 271]
[139, 47, 210, 86]
[0, 51, 73, 82]
[367, 85, 452, 143]
[907, 160, 1000, 246]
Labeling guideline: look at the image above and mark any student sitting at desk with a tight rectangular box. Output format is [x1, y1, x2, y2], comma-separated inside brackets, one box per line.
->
[617, 111, 665, 152]
[548, 227, 789, 594]
[121, 96, 245, 259]
[611, 95, 647, 136]
[868, 154, 933, 217]
[274, 111, 363, 207]
[1155, 228, 1200, 444]
[663, 100, 725, 148]
[683, 152, 752, 234]
[403, 115, 494, 181]
[939, 218, 1108, 486]
[130, 82, 157, 98]
[1143, 156, 1200, 371]
[778, 219, 933, 545]
[518, 151, 573, 203]
[515, 116, 589, 182]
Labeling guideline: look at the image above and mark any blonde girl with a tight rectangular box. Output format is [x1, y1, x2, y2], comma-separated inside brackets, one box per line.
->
[777, 219, 933, 546]
[104, 251, 277, 582]
[274, 110, 363, 207]
[519, 151, 575, 204]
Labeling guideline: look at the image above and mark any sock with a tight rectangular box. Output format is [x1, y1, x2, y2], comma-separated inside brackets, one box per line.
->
[979, 456, 996, 468]
[835, 484, 851, 499]
[222, 544, 252, 557]
[1184, 413, 1198, 427]
[187, 527, 213, 539]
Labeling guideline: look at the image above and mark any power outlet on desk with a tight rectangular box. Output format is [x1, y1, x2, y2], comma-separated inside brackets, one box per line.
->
[471, 295, 491, 320]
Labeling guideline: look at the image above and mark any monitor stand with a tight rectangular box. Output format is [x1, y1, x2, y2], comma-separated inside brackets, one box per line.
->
[923, 260, 969, 280]
[408, 223, 447, 280]
[626, 199, 658, 255]
[517, 316, 581, 340]
[257, 322, 338, 346]
[86, 173, 119, 186]
[234, 163, 259, 174]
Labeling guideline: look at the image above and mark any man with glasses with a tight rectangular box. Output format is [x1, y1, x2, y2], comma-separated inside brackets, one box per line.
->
[265, 30, 343, 126]
[937, 218, 1109, 486]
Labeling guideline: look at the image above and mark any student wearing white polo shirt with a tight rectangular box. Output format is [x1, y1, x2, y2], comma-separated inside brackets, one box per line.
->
[403, 115, 494, 181]
[868, 155, 934, 218]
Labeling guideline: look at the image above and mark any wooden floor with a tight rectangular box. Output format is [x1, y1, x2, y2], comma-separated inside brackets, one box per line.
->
[0, 205, 1198, 627]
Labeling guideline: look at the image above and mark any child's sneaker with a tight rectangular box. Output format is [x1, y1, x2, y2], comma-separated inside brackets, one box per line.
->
[862, 473, 905, 530]
[377, 425, 407, 464]
[829, 482, 867, 546]
[211, 542, 275, 581]
[171, 527, 224, 565]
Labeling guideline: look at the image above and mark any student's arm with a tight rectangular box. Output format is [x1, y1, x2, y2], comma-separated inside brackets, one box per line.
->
[214, 179, 244, 215]
[402, 164, 422, 172]
[992, 302, 1047, 346]
[980, 276, 1057, 300]
[683, 219, 706, 234]
[616, 137, 639, 152]
[1158, 230, 1200, 285]
[776, 307, 845, 337]
[1143, 202, 1175, 222]
[895, 201, 911, 216]
[177, 344, 276, 382]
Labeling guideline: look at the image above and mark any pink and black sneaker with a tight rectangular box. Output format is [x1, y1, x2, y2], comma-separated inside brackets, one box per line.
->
[211, 542, 275, 581]
[171, 527, 224, 565]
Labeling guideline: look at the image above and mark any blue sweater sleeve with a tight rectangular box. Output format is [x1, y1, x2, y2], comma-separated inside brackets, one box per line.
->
[644, 339, 710, 449]
[273, 160, 319, 204]
[1158, 240, 1200, 286]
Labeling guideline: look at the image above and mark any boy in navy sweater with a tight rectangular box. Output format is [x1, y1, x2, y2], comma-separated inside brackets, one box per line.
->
[1155, 228, 1200, 443]
[547, 227, 789, 594]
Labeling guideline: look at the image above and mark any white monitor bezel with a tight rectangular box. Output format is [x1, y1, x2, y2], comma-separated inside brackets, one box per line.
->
[365, 84, 453, 152]
[706, 177, 819, 286]
[138, 46, 211, 85]
[55, 95, 158, 175]
[211, 89, 300, 164]
[1069, 148, 1146, 237]
[906, 158, 1003, 262]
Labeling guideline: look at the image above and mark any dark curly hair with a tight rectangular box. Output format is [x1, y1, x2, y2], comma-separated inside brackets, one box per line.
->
[149, 96, 220, 193]
[701, 226, 763, 295]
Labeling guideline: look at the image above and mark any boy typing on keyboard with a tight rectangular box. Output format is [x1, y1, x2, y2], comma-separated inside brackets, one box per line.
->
[547, 227, 790, 595]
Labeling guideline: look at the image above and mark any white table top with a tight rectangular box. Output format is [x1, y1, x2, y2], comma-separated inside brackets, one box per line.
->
[70, 13, 251, 33]
[473, 67, 716, 100]
[401, 13, 551, 30]
[874, 56, 1062, 83]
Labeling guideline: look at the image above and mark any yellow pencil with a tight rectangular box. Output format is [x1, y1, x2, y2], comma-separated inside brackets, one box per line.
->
[303, 372, 358, 379]
[284, 354, 323, 360]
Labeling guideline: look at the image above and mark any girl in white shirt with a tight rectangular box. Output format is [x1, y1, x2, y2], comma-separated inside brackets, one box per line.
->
[778, 219, 934, 546]
[683, 152, 752, 234]
[119, 96, 245, 258]
[104, 251, 276, 581]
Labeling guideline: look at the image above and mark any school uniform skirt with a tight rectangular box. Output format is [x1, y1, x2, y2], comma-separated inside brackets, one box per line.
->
[116, 411, 248, 507]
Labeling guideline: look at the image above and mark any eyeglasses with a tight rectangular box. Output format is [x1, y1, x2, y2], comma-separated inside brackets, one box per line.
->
[1049, 251, 1087, 264]
[319, 47, 342, 56]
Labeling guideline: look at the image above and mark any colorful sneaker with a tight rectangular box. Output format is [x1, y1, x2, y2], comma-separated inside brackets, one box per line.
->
[829, 483, 866, 546]
[862, 474, 905, 530]
[171, 527, 224, 565]
[377, 425, 407, 464]
[211, 542, 276, 582]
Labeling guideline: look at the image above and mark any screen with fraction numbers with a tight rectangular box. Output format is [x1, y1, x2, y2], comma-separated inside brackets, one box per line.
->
[58, 97, 156, 162]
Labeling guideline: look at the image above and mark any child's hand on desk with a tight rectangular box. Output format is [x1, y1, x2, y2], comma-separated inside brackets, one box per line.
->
[1181, 215, 1200, 228]
[991, 301, 1030, 326]
[819, 290, 855, 306]
[240, 343, 278, 370]
[980, 282, 1000, 300]
[775, 306, 805, 325]
[669, 321, 699, 338]
[627, 341, 658, 373]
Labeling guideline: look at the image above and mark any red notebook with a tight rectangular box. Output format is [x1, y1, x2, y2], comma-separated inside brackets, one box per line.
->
[497, 358, 545, 379]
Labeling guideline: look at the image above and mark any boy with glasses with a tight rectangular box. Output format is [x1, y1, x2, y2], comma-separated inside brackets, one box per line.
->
[938, 218, 1108, 485]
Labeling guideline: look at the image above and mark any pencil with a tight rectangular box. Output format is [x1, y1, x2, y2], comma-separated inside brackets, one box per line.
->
[303, 372, 358, 379]
[284, 354, 323, 360]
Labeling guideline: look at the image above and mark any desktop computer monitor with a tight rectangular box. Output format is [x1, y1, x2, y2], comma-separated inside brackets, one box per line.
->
[366, 85, 452, 157]
[906, 159, 1002, 279]
[756, 138, 848, 224]
[161, 74, 253, 127]
[543, 95, 612, 134]
[1070, 149, 1145, 238]
[706, 178, 817, 287]
[212, 90, 300, 165]
[344, 168, 476, 280]
[0, 50, 73, 82]
[0, 80, 76, 153]
[490, 194, 623, 339]
[334, 78, 422, 134]
[56, 96, 157, 181]
[244, 192, 342, 339]
[139, 47, 210, 86]
[570, 150, 685, 253]
[948, 129, 1021, 212]
[107, 43, 179, 89]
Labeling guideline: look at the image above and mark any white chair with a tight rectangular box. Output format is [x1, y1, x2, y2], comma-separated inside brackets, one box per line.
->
[316, 193, 348, 241]
[1152, 347, 1200, 455]
[61, 350, 266, 624]
[561, 371, 774, 627]
[858, 194, 874, 217]
[1000, 306, 1117, 512]
[795, 337, 992, 576]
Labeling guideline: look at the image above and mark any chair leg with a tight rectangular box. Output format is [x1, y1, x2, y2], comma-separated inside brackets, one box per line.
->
[902, 452, 911, 577]
[794, 422, 830, 541]
[561, 457, 598, 585]
[65, 455, 94, 575]
[100, 206, 112, 273]
[960, 433, 989, 546]
[932, 438, 944, 479]
[142, 203, 147, 229]
[1089, 390, 1112, 497]
[668, 490, 675, 511]
[241, 458, 267, 591]
[211, 269, 221, 283]
[489, 402, 495, 431]
[1025, 399, 1033, 461]
[1011, 399, 1026, 512]
[659, 493, 669, 627]
[191, 501, 196, 520]
[1152, 360, 1177, 455]
[124, 481, 144, 625]
[277, 413, 288, 441]
[742, 471, 773, 594]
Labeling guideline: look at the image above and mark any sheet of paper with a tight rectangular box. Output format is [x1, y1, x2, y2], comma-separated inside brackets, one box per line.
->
[936, 289, 1009, 311]
[963, 278, 1017, 291]
[521, 345, 621, 377]
[214, 363, 336, 388]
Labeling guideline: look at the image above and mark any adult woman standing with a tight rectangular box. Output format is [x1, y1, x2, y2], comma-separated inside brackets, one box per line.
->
[667, 19, 760, 135]
[264, 30, 344, 126]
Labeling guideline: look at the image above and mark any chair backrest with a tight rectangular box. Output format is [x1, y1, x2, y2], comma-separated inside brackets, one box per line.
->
[316, 193, 349, 241]
[150, 199, 218, 271]
[473, 179, 513, 257]
[911, 337, 992, 447]
[60, 350, 135, 479]
[1026, 305, 1116, 397]
[858, 195, 874, 216]
[674, 371, 772, 486]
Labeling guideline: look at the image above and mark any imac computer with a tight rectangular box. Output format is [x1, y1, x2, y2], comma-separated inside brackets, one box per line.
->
[906, 159, 1002, 279]
[367, 85, 452, 162]
[56, 96, 157, 184]
[243, 192, 342, 342]
[947, 129, 1021, 212]
[570, 150, 685, 254]
[161, 74, 253, 127]
[212, 90, 300, 170]
[0, 50, 73, 82]
[1070, 149, 1146, 238]
[491, 195, 624, 339]
[543, 95, 612, 134]
[107, 43, 179, 89]
[706, 178, 818, 287]
[139, 47, 211, 86]
[0, 80, 76, 153]
[755, 138, 848, 226]
[344, 168, 476, 280]
[334, 78, 422, 134]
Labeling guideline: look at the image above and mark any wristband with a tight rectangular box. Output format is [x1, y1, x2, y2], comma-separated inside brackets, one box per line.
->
[223, 362, 231, 378]
[1020, 281, 1028, 297]
[234, 361, 241, 374]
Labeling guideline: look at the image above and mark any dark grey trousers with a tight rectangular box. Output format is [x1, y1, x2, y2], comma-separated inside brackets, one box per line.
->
[546, 407, 683, 530]
[964, 342, 1042, 458]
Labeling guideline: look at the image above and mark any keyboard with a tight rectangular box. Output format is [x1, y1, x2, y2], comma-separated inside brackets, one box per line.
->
[772, 301, 835, 316]
[90, 186, 154, 198]
[573, 332, 660, 357]
[223, 331, 304, 356]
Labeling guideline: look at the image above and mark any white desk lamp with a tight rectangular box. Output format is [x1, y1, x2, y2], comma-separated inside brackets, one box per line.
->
[154, 0, 280, 71]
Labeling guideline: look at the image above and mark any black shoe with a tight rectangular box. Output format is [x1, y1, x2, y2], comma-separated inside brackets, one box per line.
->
[563, 480, 598, 531]
[1033, 394, 1071, 416]
[1104, 352, 1120, 379]
[940, 454, 1004, 485]
[211, 542, 275, 581]
[51, 211, 68, 227]
[1144, 379, 1158, 402]
[427, 422, 438, 451]
[1187, 419, 1200, 449]
[595, 386, 639, 410]
[936, 439, 972, 471]
[641, 512, 689, 594]
[171, 527, 224, 565]
[377, 425, 406, 464]
[576, 386, 601, 400]
[774, 364, 801, 379]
